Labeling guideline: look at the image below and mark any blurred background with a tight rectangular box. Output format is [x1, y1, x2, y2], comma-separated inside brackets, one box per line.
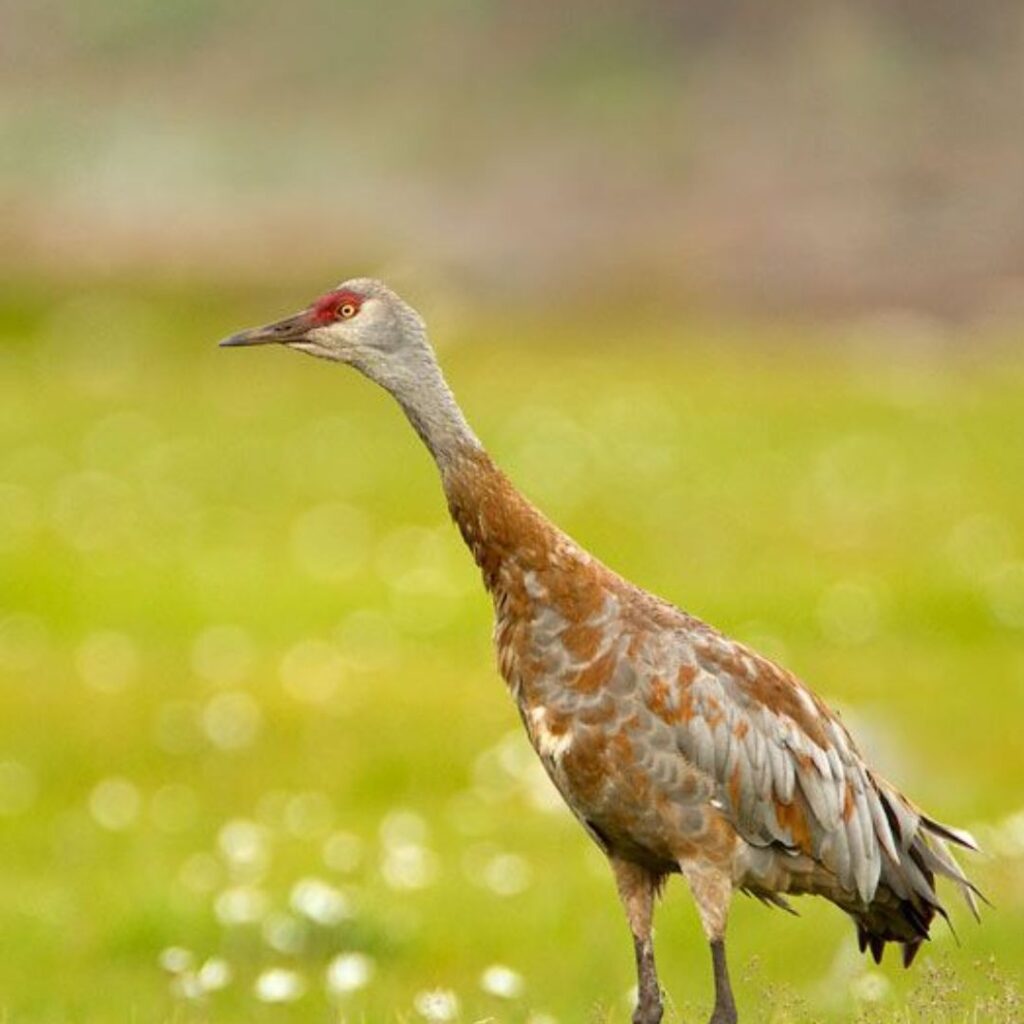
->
[1, 2, 1022, 1021]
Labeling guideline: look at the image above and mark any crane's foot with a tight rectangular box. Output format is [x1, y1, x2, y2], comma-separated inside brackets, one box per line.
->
[632, 989, 663, 1024]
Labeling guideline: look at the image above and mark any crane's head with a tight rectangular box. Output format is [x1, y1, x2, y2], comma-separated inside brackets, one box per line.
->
[219, 277, 430, 377]
[222, 276, 476, 458]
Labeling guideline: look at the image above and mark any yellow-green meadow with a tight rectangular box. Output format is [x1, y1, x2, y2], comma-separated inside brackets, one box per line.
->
[1, 281, 1021, 1022]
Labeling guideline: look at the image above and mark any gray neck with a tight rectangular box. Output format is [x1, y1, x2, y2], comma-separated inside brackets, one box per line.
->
[362, 346, 482, 472]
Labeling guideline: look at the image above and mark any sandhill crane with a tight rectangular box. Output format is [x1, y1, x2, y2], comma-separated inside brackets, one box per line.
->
[221, 279, 981, 1024]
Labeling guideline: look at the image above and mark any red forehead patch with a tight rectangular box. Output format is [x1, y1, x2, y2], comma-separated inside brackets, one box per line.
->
[311, 289, 364, 324]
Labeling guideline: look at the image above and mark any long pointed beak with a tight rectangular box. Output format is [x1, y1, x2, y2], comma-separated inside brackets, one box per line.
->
[218, 309, 314, 348]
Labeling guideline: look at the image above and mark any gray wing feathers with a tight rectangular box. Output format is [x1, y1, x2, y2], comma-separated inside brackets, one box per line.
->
[669, 655, 977, 915]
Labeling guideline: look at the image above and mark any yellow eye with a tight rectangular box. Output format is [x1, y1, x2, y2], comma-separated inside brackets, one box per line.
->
[338, 303, 357, 319]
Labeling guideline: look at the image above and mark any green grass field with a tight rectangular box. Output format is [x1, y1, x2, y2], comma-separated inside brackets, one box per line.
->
[1, 281, 1022, 1022]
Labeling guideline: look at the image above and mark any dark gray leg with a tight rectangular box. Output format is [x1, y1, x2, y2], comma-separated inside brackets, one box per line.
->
[632, 931, 662, 1024]
[611, 858, 664, 1024]
[708, 939, 737, 1024]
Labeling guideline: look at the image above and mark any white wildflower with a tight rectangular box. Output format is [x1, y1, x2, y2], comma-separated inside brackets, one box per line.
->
[289, 877, 351, 926]
[254, 967, 306, 1003]
[325, 952, 375, 995]
[414, 988, 460, 1021]
[158, 946, 193, 974]
[198, 956, 232, 991]
[480, 964, 524, 999]
[213, 885, 269, 926]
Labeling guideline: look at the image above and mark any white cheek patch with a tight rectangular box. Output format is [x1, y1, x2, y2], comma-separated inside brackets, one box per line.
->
[529, 706, 573, 761]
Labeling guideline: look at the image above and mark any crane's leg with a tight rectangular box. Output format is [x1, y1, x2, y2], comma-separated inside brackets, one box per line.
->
[680, 859, 737, 1024]
[610, 857, 664, 1024]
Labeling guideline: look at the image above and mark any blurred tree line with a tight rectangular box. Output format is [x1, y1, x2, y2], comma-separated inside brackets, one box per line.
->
[2, 0, 1022, 316]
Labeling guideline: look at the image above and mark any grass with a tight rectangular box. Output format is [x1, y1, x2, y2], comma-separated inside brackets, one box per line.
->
[0, 280, 1022, 1022]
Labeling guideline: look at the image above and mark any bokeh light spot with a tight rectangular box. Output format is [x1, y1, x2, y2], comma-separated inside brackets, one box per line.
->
[88, 777, 142, 831]
[290, 501, 371, 583]
[279, 639, 344, 704]
[76, 630, 140, 693]
[192, 624, 256, 686]
[202, 691, 262, 750]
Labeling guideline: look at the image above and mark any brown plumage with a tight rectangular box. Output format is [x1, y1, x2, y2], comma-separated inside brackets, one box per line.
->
[221, 278, 982, 1024]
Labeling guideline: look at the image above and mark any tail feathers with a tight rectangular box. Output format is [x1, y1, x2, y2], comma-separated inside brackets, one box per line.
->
[856, 927, 922, 967]
[902, 938, 923, 968]
[852, 794, 984, 967]
[750, 889, 799, 915]
[854, 896, 935, 969]
[921, 815, 980, 853]
[918, 816, 987, 921]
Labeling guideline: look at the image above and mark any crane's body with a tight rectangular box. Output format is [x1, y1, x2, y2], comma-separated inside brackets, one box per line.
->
[221, 278, 980, 1024]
